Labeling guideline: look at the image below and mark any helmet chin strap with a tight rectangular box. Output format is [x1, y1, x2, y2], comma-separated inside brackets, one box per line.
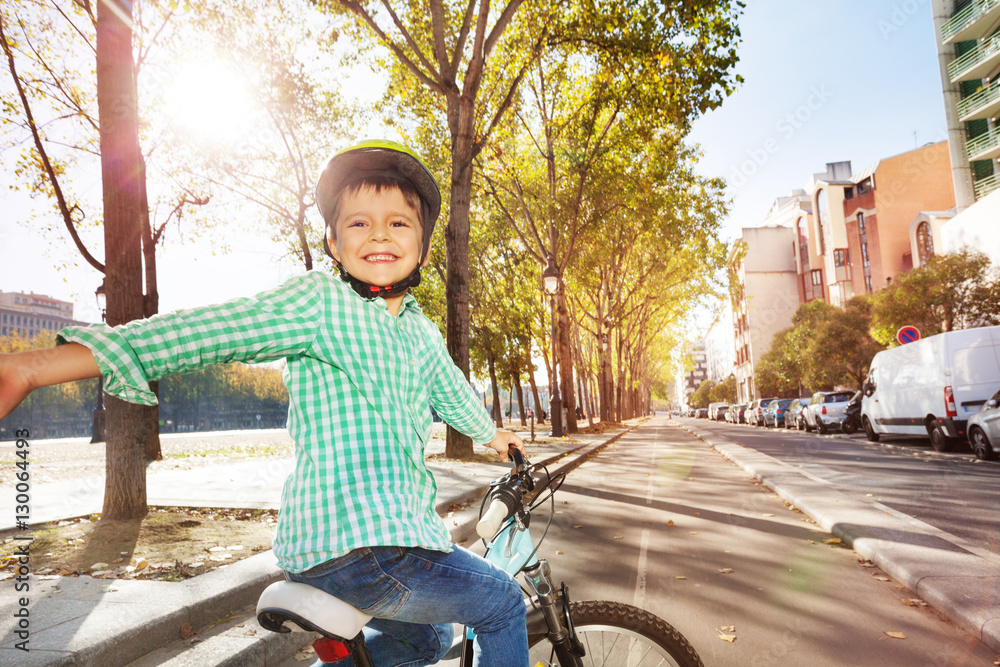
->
[336, 262, 422, 300]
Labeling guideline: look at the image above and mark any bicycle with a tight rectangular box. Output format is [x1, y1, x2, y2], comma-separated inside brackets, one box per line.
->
[257, 448, 704, 666]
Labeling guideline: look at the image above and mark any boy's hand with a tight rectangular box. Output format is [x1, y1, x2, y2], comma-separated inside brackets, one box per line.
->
[0, 354, 35, 422]
[0, 345, 101, 421]
[485, 429, 526, 462]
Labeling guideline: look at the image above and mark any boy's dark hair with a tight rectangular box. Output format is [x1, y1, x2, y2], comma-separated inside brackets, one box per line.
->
[325, 173, 424, 239]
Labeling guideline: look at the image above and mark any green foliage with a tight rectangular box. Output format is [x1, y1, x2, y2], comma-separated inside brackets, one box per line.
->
[758, 295, 884, 396]
[688, 380, 713, 409]
[869, 249, 1000, 346]
[709, 374, 737, 404]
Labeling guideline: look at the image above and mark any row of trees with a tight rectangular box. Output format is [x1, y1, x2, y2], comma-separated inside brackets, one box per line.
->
[2, 0, 744, 517]
[754, 250, 1000, 398]
[0, 332, 288, 439]
[687, 374, 736, 409]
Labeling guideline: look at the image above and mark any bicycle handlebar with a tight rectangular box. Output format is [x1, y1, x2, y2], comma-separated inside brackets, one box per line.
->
[475, 446, 534, 541]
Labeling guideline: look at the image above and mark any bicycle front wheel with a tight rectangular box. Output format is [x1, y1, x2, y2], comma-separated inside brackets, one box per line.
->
[528, 600, 703, 667]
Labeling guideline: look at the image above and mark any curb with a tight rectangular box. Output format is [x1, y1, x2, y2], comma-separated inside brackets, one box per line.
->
[673, 419, 1000, 654]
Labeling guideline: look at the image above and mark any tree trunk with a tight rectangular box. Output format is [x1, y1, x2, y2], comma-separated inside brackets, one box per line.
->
[138, 157, 162, 462]
[485, 338, 502, 429]
[513, 371, 526, 427]
[527, 368, 543, 425]
[557, 290, 577, 432]
[96, 0, 147, 521]
[444, 96, 476, 459]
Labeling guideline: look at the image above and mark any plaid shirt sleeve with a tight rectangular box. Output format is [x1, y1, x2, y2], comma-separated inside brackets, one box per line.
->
[426, 329, 498, 445]
[56, 272, 324, 406]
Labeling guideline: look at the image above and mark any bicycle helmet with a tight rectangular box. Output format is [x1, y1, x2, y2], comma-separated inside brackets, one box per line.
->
[317, 140, 440, 298]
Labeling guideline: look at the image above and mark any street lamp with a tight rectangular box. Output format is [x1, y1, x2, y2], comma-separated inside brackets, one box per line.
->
[91, 281, 106, 444]
[542, 254, 563, 437]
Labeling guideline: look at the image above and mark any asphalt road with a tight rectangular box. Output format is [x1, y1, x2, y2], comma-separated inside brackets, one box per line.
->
[686, 417, 1000, 564]
[283, 418, 998, 666]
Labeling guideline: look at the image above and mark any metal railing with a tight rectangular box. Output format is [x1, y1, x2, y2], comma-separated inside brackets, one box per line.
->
[957, 78, 1000, 119]
[949, 34, 1000, 81]
[966, 125, 1000, 159]
[974, 171, 1000, 198]
[942, 0, 1000, 43]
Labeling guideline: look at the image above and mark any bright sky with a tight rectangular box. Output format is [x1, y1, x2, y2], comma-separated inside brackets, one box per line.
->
[1, 1, 945, 332]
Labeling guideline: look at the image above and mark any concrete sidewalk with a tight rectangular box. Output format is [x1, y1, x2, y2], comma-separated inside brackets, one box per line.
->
[0, 422, 637, 666]
[675, 418, 1000, 655]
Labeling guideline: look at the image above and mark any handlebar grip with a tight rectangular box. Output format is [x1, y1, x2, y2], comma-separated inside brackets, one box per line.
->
[476, 498, 510, 541]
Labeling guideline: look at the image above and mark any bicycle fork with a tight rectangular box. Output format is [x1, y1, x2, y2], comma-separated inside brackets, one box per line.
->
[523, 559, 585, 666]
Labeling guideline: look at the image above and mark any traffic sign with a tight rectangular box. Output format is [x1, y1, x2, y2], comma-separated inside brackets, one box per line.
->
[896, 325, 920, 345]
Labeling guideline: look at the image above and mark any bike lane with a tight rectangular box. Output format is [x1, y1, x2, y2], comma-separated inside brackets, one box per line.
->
[519, 416, 997, 666]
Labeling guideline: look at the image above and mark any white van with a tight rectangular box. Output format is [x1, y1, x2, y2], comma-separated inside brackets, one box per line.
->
[861, 325, 1000, 451]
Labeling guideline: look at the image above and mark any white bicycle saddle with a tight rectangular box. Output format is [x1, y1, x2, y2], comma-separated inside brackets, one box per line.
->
[256, 580, 373, 640]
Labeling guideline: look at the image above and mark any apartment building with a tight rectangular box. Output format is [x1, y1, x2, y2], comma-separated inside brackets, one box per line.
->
[704, 301, 736, 384]
[0, 291, 87, 338]
[679, 340, 708, 407]
[841, 141, 956, 285]
[931, 0, 1000, 264]
[729, 226, 799, 404]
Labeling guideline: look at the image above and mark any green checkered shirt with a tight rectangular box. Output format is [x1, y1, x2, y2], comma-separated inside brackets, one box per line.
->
[57, 271, 497, 573]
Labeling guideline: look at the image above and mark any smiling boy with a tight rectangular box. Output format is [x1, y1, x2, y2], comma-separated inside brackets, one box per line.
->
[0, 140, 529, 666]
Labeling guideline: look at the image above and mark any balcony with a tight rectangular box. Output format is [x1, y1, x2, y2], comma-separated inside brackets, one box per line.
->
[974, 172, 1000, 198]
[942, 0, 1000, 44]
[949, 34, 1000, 82]
[967, 125, 1000, 160]
[957, 78, 1000, 120]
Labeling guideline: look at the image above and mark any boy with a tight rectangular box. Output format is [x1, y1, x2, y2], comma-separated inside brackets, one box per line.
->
[0, 140, 529, 666]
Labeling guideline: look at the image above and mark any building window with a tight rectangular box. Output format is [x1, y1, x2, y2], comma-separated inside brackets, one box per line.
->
[811, 269, 822, 285]
[834, 249, 847, 267]
[865, 274, 873, 293]
[917, 221, 934, 266]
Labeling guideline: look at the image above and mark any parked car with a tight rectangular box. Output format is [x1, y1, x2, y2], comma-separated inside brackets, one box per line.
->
[762, 398, 794, 428]
[785, 397, 811, 430]
[752, 398, 778, 427]
[713, 404, 730, 421]
[862, 326, 1000, 451]
[695, 408, 708, 419]
[745, 399, 760, 426]
[968, 386, 1000, 460]
[708, 402, 729, 422]
[803, 391, 854, 433]
[735, 404, 747, 424]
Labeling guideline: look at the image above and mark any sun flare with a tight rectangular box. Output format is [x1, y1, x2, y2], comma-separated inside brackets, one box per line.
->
[166, 60, 254, 144]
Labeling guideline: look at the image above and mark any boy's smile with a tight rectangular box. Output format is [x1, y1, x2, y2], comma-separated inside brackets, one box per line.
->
[328, 185, 426, 312]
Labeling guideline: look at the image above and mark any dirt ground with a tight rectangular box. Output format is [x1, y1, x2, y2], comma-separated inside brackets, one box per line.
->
[0, 507, 277, 582]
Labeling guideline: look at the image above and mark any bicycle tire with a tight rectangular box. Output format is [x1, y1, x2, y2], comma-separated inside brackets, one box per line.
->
[528, 600, 703, 667]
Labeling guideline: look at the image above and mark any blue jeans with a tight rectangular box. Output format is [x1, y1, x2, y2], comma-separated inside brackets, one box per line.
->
[285, 545, 528, 667]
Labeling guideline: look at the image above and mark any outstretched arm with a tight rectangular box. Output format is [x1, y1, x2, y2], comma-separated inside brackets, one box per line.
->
[0, 344, 100, 420]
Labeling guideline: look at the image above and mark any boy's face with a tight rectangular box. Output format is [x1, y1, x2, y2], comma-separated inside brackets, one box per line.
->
[328, 185, 427, 292]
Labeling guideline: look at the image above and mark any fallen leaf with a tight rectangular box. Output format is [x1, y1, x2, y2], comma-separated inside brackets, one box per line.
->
[573, 525, 583, 529]
[90, 562, 109, 571]
[823, 538, 842, 545]
[666, 520, 675, 526]
[674, 575, 687, 580]
[719, 625, 735, 632]
[901, 599, 927, 607]
[555, 551, 564, 555]
[688, 531, 699, 535]
[613, 536, 623, 539]
[180, 623, 195, 639]
[717, 568, 734, 575]
[717, 633, 737, 643]
[874, 575, 890, 582]
[884, 631, 907, 640]
[762, 513, 774, 517]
